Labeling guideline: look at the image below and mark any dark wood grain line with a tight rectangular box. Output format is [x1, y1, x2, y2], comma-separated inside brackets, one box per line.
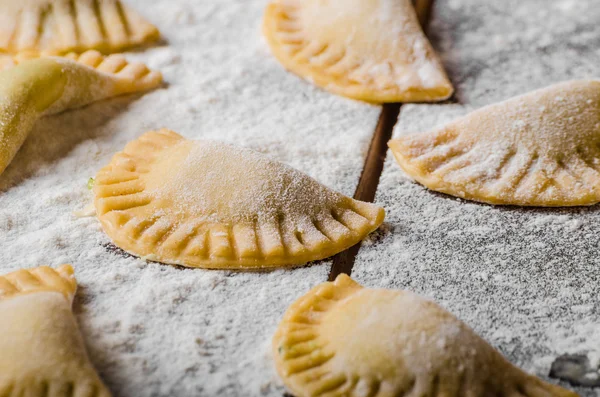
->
[328, 103, 400, 281]
[326, 0, 435, 282]
[282, 1, 436, 396]
[415, 0, 434, 28]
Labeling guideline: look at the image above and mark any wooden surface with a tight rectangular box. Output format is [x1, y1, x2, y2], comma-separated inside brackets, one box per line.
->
[328, 0, 433, 281]
[0, 0, 596, 396]
[351, 1, 600, 397]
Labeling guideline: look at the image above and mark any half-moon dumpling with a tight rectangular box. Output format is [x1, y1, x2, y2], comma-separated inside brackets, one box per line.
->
[273, 274, 577, 397]
[93, 129, 385, 269]
[0, 265, 111, 397]
[0, 0, 159, 55]
[389, 80, 600, 206]
[0, 50, 162, 176]
[262, 0, 454, 103]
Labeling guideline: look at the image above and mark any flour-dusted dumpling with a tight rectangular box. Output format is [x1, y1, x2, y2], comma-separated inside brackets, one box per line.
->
[93, 129, 385, 269]
[273, 274, 577, 397]
[0, 50, 162, 175]
[0, 0, 159, 55]
[262, 0, 453, 103]
[0, 265, 111, 397]
[389, 80, 600, 206]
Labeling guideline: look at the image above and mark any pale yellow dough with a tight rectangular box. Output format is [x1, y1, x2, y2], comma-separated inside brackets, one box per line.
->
[93, 129, 385, 269]
[0, 50, 162, 176]
[0, 0, 159, 55]
[389, 80, 600, 206]
[0, 265, 111, 397]
[273, 274, 578, 397]
[262, 0, 453, 103]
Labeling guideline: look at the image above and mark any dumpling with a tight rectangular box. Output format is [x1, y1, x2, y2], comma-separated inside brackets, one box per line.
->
[0, 265, 111, 397]
[0, 50, 162, 175]
[262, 0, 453, 103]
[0, 0, 159, 55]
[93, 129, 385, 269]
[273, 274, 577, 397]
[389, 80, 600, 206]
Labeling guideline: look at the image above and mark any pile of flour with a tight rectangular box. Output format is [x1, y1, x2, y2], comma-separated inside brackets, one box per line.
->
[0, 0, 379, 395]
[354, 1, 600, 396]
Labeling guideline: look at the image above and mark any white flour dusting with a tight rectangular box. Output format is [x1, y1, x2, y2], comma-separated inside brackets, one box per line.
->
[153, 139, 344, 223]
[4, 0, 598, 395]
[390, 80, 600, 206]
[354, 1, 600, 396]
[0, 0, 379, 396]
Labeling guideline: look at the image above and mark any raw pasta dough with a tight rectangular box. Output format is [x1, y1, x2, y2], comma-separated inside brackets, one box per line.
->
[273, 274, 577, 397]
[389, 80, 600, 206]
[0, 51, 161, 176]
[263, 0, 453, 103]
[94, 129, 385, 269]
[0, 0, 159, 55]
[0, 265, 111, 397]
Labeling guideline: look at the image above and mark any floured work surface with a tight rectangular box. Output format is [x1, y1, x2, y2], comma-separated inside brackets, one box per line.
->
[353, 1, 600, 396]
[0, 0, 379, 395]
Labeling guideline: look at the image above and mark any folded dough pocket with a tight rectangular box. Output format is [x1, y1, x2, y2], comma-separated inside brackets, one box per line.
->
[262, 0, 453, 103]
[93, 129, 385, 269]
[0, 50, 162, 176]
[390, 80, 600, 206]
[0, 0, 160, 55]
[0, 265, 111, 397]
[273, 274, 577, 397]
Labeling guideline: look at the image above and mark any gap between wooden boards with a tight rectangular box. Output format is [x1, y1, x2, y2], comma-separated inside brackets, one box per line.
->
[326, 0, 435, 281]
[327, 103, 401, 281]
[284, 2, 436, 394]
